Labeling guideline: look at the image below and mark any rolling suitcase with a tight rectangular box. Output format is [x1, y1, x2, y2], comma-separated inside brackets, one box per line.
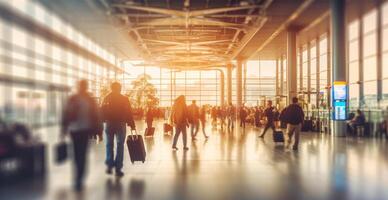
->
[145, 127, 155, 137]
[126, 130, 146, 164]
[273, 130, 285, 143]
[302, 120, 312, 132]
[163, 123, 173, 133]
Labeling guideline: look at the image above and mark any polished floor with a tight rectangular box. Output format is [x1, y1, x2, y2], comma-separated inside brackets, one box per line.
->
[1, 119, 388, 200]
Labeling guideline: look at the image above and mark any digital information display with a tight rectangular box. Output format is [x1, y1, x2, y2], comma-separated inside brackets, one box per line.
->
[332, 81, 347, 120]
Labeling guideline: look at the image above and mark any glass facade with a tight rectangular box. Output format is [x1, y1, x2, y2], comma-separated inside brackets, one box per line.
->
[121, 63, 221, 107]
[0, 1, 121, 127]
[382, 2, 388, 103]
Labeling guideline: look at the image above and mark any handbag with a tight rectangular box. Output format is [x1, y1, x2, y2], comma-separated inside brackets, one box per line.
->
[55, 142, 68, 164]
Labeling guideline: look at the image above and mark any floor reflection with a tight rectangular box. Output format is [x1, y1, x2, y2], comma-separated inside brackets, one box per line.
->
[0, 120, 388, 200]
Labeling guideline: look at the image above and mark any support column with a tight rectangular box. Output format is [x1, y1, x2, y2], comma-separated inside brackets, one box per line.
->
[237, 60, 243, 108]
[227, 63, 233, 104]
[287, 30, 297, 104]
[331, 0, 347, 137]
[276, 59, 279, 96]
[280, 55, 284, 99]
[299, 47, 303, 93]
[220, 70, 225, 106]
[307, 42, 311, 103]
[316, 37, 320, 107]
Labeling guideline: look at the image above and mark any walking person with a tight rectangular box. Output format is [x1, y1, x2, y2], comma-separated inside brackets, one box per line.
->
[259, 100, 276, 138]
[171, 95, 190, 151]
[101, 82, 136, 177]
[281, 97, 305, 150]
[61, 80, 103, 191]
[239, 105, 247, 129]
[227, 103, 236, 130]
[199, 106, 209, 139]
[211, 106, 218, 127]
[254, 107, 261, 128]
[188, 100, 200, 140]
[145, 107, 154, 129]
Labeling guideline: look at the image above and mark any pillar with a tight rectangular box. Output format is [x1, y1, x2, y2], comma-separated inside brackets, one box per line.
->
[316, 37, 320, 107]
[220, 70, 225, 106]
[280, 55, 284, 99]
[236, 60, 243, 108]
[287, 30, 297, 104]
[227, 63, 233, 104]
[276, 59, 279, 96]
[331, 0, 347, 137]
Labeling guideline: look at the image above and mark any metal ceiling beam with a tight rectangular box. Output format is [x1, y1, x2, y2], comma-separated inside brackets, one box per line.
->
[111, 4, 261, 17]
[137, 17, 244, 27]
[249, 0, 316, 59]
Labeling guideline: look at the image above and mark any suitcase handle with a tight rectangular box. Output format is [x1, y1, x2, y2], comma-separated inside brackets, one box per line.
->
[129, 129, 138, 140]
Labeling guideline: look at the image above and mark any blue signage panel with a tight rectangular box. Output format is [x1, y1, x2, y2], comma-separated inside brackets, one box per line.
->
[332, 82, 347, 120]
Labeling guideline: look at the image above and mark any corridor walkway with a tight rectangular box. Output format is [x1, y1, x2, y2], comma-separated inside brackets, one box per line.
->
[1, 120, 388, 200]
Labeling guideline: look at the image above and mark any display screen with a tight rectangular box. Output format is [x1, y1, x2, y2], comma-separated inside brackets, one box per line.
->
[333, 101, 346, 120]
[333, 84, 347, 100]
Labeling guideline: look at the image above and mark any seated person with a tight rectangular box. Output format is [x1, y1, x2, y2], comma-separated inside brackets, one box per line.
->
[348, 110, 366, 133]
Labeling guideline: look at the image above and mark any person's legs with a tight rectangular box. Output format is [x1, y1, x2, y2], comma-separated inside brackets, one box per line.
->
[194, 121, 199, 136]
[190, 123, 195, 138]
[260, 123, 271, 137]
[114, 124, 126, 173]
[286, 124, 294, 148]
[71, 131, 89, 190]
[105, 124, 115, 170]
[201, 121, 207, 137]
[182, 126, 188, 149]
[287, 125, 296, 148]
[293, 124, 302, 150]
[270, 122, 275, 132]
[173, 126, 182, 148]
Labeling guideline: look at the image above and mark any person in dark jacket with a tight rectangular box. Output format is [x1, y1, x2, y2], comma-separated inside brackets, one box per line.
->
[101, 82, 136, 177]
[239, 105, 247, 129]
[145, 107, 154, 129]
[171, 95, 189, 151]
[62, 80, 102, 191]
[199, 106, 209, 139]
[188, 100, 200, 140]
[259, 100, 275, 138]
[282, 97, 305, 150]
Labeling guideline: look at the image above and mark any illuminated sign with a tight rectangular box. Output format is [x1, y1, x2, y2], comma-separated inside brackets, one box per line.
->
[332, 81, 347, 120]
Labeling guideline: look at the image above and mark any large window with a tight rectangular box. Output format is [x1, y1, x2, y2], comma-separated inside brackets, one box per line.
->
[348, 20, 360, 108]
[319, 34, 329, 108]
[382, 2, 388, 100]
[362, 9, 378, 106]
[245, 60, 276, 106]
[0, 1, 120, 126]
[310, 41, 317, 107]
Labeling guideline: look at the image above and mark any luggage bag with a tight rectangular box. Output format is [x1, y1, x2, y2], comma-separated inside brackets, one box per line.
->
[163, 123, 173, 133]
[273, 130, 285, 143]
[145, 127, 155, 137]
[126, 130, 146, 164]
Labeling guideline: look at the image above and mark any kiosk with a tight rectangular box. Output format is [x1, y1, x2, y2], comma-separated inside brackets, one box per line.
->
[331, 81, 348, 136]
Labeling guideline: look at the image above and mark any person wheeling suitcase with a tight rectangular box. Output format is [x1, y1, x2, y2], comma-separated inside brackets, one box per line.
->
[281, 97, 305, 151]
[259, 100, 276, 138]
[101, 82, 136, 177]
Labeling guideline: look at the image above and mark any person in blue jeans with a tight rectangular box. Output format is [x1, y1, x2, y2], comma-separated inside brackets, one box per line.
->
[171, 95, 189, 151]
[101, 82, 136, 177]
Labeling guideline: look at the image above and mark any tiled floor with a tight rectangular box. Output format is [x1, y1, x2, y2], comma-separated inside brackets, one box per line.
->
[1, 119, 388, 200]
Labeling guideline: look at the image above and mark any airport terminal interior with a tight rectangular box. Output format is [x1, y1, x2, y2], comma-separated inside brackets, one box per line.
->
[0, 0, 388, 199]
